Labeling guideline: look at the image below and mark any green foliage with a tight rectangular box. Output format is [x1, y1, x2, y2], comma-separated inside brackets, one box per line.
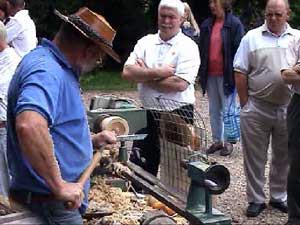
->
[80, 70, 136, 91]
[183, 0, 209, 24]
[26, 0, 85, 38]
[27, 0, 150, 68]
[232, 0, 264, 30]
[25, 0, 300, 69]
[233, 0, 300, 30]
[290, 2, 300, 29]
[86, 0, 150, 65]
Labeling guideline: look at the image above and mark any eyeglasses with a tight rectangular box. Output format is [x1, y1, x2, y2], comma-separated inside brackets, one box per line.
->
[265, 12, 285, 18]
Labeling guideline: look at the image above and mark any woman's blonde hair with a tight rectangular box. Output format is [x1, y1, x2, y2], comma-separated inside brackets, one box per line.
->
[183, 2, 200, 35]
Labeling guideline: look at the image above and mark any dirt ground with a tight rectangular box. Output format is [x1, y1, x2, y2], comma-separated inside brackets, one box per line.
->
[83, 90, 288, 225]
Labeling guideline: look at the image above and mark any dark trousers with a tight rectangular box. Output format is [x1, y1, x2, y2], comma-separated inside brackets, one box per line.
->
[131, 104, 194, 176]
[287, 94, 300, 225]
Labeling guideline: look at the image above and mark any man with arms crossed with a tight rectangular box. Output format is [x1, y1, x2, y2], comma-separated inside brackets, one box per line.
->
[122, 0, 200, 176]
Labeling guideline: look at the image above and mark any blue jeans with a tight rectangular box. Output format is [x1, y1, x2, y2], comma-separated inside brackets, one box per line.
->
[206, 76, 236, 143]
[27, 200, 83, 225]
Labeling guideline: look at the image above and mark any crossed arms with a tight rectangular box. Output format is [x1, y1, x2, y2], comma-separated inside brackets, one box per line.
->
[281, 64, 300, 84]
[122, 59, 189, 93]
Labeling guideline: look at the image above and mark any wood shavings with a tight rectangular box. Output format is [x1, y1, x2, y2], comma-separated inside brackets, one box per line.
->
[111, 162, 131, 176]
[85, 176, 188, 225]
[83, 91, 289, 225]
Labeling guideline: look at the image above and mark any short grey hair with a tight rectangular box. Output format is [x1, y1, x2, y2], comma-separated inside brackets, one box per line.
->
[158, 0, 185, 17]
[0, 21, 7, 42]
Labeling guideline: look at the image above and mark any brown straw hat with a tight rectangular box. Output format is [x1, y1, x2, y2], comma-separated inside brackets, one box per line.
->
[54, 7, 121, 63]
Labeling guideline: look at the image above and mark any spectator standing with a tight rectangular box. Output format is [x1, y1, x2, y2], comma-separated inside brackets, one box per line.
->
[122, 0, 200, 176]
[181, 2, 200, 43]
[198, 0, 244, 156]
[281, 41, 300, 225]
[234, 0, 298, 217]
[5, 0, 37, 57]
[0, 20, 20, 206]
[6, 7, 118, 224]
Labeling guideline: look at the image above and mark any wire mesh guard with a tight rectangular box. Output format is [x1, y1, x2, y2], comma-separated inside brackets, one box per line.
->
[142, 97, 208, 200]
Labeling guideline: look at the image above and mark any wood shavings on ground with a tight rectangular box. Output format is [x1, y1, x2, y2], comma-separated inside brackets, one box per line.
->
[84, 176, 188, 225]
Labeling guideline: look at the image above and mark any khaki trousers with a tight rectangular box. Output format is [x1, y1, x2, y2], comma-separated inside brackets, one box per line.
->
[240, 97, 288, 203]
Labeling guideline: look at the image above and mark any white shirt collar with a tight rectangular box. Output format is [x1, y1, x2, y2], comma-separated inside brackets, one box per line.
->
[261, 22, 293, 37]
[156, 30, 182, 45]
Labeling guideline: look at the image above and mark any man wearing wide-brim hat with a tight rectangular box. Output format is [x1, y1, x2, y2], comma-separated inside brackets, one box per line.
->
[6, 7, 119, 224]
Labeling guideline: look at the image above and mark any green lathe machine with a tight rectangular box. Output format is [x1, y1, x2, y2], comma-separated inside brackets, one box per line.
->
[87, 95, 232, 225]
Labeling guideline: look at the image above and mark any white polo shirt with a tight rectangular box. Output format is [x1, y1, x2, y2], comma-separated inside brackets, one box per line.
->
[0, 47, 20, 121]
[124, 31, 200, 109]
[234, 23, 300, 105]
[5, 10, 37, 58]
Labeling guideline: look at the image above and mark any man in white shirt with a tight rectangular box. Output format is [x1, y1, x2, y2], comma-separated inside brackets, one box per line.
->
[234, 0, 299, 218]
[0, 20, 20, 205]
[5, 0, 37, 58]
[122, 0, 200, 176]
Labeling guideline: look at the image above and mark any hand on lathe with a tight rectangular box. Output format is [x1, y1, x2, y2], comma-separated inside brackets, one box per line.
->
[92, 130, 117, 149]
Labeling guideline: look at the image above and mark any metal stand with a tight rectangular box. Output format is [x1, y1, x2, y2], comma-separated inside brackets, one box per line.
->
[118, 141, 127, 162]
[186, 161, 231, 225]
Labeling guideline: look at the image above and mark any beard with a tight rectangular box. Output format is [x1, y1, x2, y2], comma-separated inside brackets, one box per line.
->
[80, 59, 98, 75]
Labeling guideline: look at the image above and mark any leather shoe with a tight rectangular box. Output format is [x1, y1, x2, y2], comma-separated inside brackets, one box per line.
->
[206, 142, 223, 154]
[269, 201, 288, 213]
[220, 143, 233, 156]
[246, 203, 266, 217]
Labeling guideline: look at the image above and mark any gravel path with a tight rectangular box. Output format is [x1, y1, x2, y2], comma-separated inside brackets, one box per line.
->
[83, 90, 288, 225]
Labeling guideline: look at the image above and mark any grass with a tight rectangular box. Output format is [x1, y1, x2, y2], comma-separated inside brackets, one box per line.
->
[80, 70, 137, 91]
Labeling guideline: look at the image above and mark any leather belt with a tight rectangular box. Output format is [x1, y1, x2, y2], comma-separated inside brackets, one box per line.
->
[9, 189, 56, 204]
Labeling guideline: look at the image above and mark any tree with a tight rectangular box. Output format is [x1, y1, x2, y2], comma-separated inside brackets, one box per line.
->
[290, 1, 300, 29]
[25, 0, 300, 68]
[86, 0, 150, 67]
[27, 0, 85, 39]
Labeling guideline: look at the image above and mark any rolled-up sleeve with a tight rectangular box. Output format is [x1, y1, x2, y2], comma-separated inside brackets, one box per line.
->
[124, 38, 146, 66]
[176, 42, 200, 84]
[5, 19, 22, 44]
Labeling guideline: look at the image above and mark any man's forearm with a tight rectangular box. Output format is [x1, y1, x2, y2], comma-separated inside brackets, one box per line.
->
[234, 72, 249, 107]
[122, 65, 164, 83]
[122, 60, 175, 83]
[16, 111, 65, 194]
[281, 68, 300, 84]
[146, 76, 189, 93]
